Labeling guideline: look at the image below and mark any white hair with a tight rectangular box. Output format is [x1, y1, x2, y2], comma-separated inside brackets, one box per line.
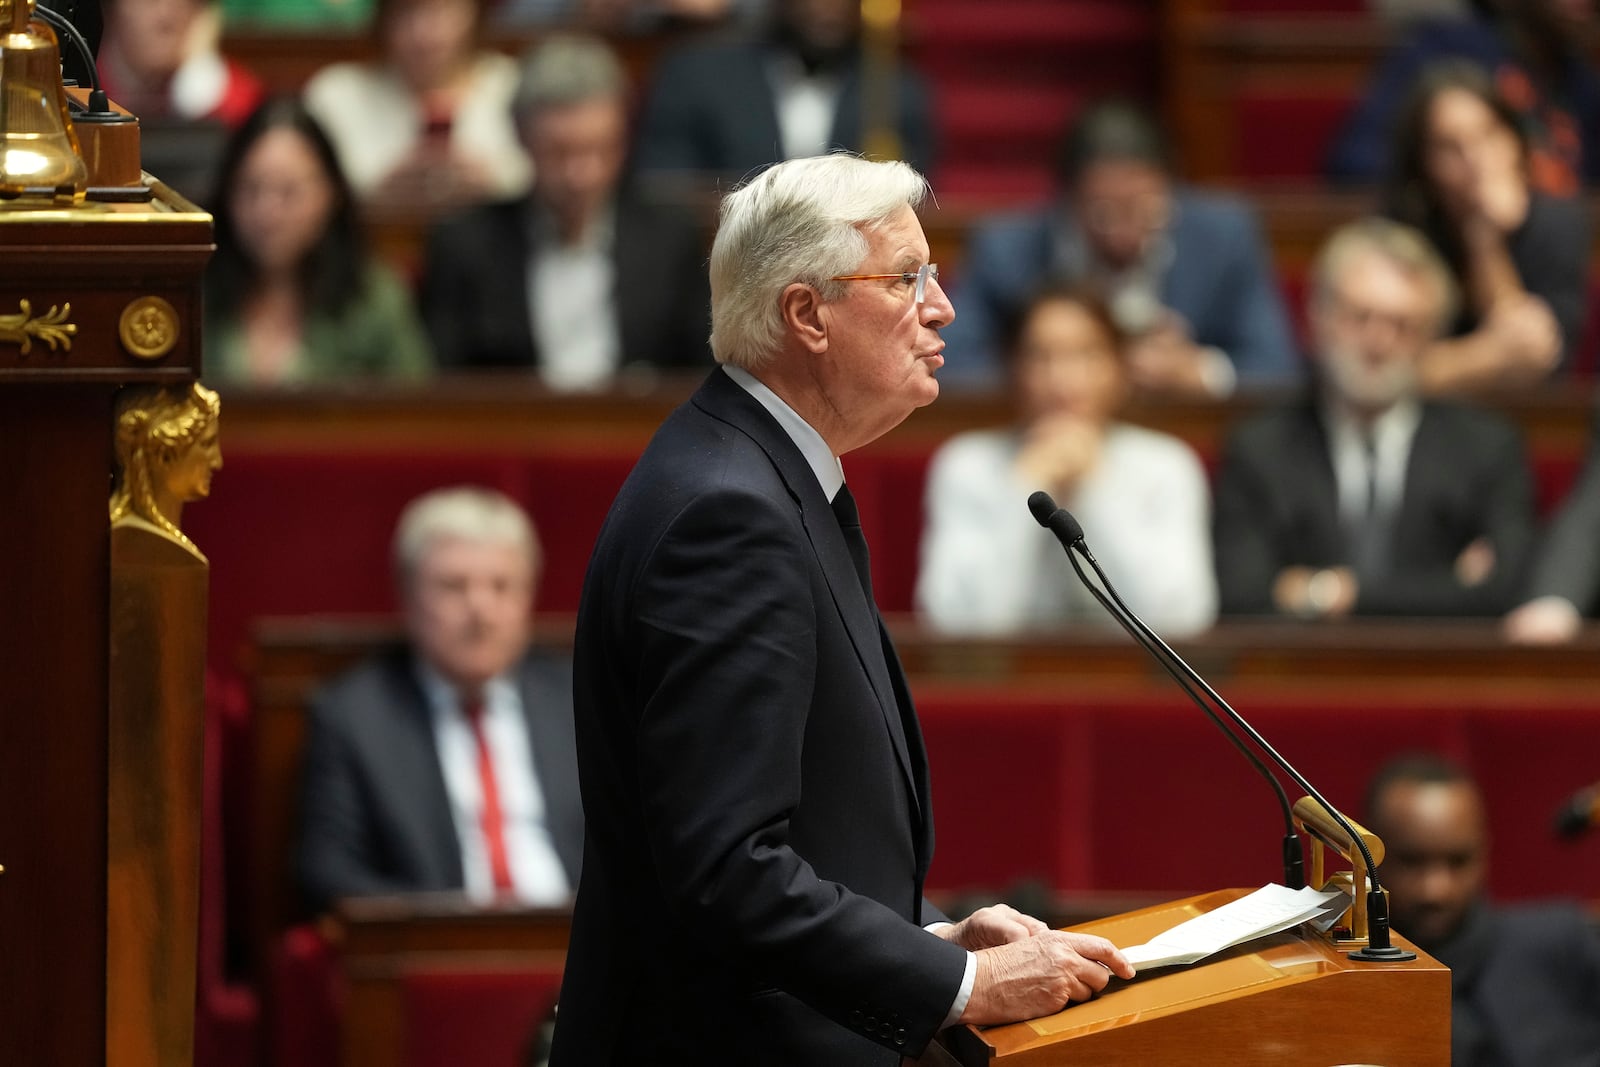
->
[511, 33, 627, 122]
[709, 154, 930, 370]
[392, 486, 541, 586]
[1311, 216, 1459, 336]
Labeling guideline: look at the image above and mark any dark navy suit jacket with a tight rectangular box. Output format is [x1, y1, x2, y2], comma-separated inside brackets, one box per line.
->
[550, 369, 966, 1065]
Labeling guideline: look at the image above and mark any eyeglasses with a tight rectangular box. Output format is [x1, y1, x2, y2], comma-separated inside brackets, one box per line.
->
[830, 263, 940, 304]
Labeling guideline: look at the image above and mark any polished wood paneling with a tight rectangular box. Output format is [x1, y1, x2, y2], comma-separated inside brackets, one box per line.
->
[0, 182, 211, 1066]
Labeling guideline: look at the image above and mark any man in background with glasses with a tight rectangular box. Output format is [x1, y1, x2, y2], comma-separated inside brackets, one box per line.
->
[551, 154, 1133, 1066]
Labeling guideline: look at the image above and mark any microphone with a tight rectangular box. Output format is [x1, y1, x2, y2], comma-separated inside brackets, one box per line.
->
[1028, 491, 1414, 962]
[1023, 491, 1304, 891]
[1554, 782, 1600, 839]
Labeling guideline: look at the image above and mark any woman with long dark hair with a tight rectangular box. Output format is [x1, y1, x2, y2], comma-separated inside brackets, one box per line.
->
[204, 97, 433, 384]
[1384, 61, 1589, 393]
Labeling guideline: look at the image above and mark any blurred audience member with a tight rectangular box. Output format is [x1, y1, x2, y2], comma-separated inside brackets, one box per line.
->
[1364, 754, 1600, 1067]
[99, 0, 264, 124]
[1505, 412, 1600, 644]
[298, 488, 583, 913]
[98, 0, 265, 200]
[496, 0, 762, 30]
[1384, 62, 1587, 392]
[222, 0, 371, 28]
[1214, 218, 1534, 618]
[303, 0, 530, 211]
[917, 287, 1217, 636]
[632, 0, 935, 178]
[419, 35, 711, 388]
[1330, 0, 1600, 193]
[941, 101, 1298, 395]
[1373, 0, 1470, 22]
[204, 98, 433, 384]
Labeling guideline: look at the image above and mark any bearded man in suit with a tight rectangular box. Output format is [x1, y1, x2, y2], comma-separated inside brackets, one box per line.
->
[549, 154, 1133, 1066]
[1214, 217, 1535, 619]
[297, 487, 583, 913]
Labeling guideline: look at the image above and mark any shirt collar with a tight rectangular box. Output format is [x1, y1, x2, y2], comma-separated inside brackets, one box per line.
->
[413, 656, 518, 723]
[723, 363, 845, 500]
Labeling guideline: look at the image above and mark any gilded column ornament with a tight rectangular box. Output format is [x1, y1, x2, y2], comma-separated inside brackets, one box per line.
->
[0, 298, 75, 354]
[118, 296, 179, 360]
[109, 382, 223, 562]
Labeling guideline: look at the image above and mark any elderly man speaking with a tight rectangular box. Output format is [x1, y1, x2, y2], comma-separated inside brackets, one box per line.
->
[549, 155, 1132, 1065]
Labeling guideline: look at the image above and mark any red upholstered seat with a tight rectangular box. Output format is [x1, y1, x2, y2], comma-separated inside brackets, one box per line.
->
[401, 970, 563, 1067]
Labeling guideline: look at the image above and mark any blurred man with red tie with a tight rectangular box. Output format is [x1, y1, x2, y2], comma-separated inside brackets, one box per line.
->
[296, 486, 583, 913]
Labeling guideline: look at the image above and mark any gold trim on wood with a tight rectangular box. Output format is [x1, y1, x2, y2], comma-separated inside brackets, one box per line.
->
[0, 298, 75, 354]
[118, 296, 180, 361]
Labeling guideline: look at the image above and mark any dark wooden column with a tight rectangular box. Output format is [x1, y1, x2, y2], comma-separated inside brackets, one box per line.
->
[0, 184, 212, 1065]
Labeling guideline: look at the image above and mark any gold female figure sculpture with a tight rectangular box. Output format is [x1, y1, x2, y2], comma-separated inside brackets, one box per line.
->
[109, 381, 223, 561]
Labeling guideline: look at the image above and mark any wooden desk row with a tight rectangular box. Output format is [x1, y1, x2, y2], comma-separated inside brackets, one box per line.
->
[240, 616, 1600, 982]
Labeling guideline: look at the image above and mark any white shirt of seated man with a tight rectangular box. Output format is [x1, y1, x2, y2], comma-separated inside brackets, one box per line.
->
[402, 511, 569, 905]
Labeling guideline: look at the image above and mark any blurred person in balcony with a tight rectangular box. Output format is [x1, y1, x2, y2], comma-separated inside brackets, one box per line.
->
[298, 487, 583, 913]
[302, 0, 530, 213]
[916, 286, 1216, 637]
[494, 0, 764, 31]
[97, 0, 266, 200]
[1330, 0, 1600, 193]
[940, 101, 1299, 396]
[418, 34, 711, 389]
[99, 0, 264, 125]
[1364, 754, 1600, 1067]
[631, 0, 935, 180]
[203, 97, 433, 384]
[1214, 217, 1535, 619]
[1383, 62, 1588, 393]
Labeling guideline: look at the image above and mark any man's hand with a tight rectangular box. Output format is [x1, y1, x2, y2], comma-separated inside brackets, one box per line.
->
[933, 904, 1049, 951]
[958, 931, 1135, 1025]
[1126, 321, 1214, 397]
[1504, 595, 1583, 645]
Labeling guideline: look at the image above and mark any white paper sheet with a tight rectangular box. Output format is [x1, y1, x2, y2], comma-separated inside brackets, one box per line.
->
[1120, 884, 1350, 971]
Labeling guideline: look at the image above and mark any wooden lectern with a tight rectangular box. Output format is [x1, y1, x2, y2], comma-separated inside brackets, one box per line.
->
[0, 181, 212, 1065]
[936, 888, 1450, 1066]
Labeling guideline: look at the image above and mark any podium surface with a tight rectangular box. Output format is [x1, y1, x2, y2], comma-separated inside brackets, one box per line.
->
[944, 889, 1450, 1066]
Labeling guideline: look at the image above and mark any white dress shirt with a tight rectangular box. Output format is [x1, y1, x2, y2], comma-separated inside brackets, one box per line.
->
[416, 663, 571, 905]
[916, 423, 1218, 637]
[1322, 399, 1422, 530]
[725, 364, 976, 1028]
[529, 206, 622, 392]
[767, 55, 842, 161]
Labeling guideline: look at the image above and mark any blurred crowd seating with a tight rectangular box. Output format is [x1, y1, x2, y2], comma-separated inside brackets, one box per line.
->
[153, 0, 1600, 1064]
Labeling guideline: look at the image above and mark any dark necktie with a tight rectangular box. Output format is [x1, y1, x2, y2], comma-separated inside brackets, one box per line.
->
[1350, 430, 1392, 581]
[830, 484, 874, 603]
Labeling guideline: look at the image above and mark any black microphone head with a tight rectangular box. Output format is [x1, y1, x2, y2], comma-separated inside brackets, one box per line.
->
[1052, 508, 1085, 545]
[1027, 491, 1058, 528]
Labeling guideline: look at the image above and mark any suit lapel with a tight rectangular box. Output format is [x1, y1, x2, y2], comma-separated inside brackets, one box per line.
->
[386, 655, 468, 887]
[1303, 406, 1349, 560]
[692, 371, 921, 811]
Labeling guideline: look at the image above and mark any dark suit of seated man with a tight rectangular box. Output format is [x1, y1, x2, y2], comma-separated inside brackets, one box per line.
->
[418, 34, 711, 389]
[1214, 217, 1536, 620]
[297, 487, 583, 913]
[1365, 754, 1600, 1067]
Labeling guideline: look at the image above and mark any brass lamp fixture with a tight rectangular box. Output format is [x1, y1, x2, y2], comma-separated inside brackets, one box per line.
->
[0, 0, 87, 204]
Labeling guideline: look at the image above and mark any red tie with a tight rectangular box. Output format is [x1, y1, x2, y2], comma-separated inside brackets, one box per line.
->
[463, 697, 515, 895]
